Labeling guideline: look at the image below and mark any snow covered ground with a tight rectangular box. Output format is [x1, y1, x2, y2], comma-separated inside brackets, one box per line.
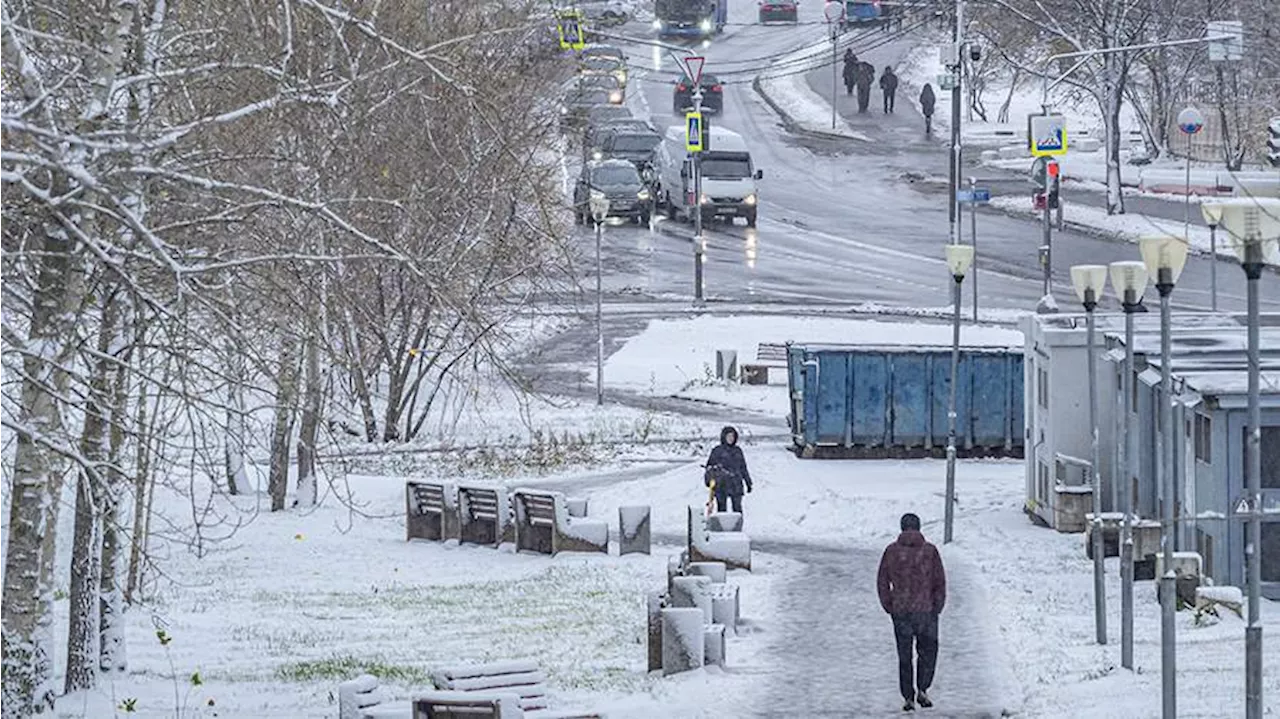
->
[756, 40, 872, 141]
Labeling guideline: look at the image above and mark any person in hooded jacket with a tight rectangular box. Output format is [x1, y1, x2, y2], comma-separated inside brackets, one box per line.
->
[704, 426, 752, 513]
[842, 51, 858, 96]
[854, 61, 875, 113]
[919, 84, 936, 136]
[877, 512, 946, 712]
[878, 66, 898, 114]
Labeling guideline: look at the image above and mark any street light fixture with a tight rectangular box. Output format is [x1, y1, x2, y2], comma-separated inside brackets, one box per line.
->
[1216, 197, 1280, 719]
[1200, 202, 1225, 312]
[943, 243, 974, 545]
[589, 191, 610, 406]
[1109, 259, 1148, 672]
[1071, 263, 1109, 647]
[1139, 233, 1189, 719]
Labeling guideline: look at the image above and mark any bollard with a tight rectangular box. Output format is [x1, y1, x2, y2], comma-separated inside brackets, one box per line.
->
[704, 623, 726, 667]
[619, 505, 651, 555]
[711, 585, 739, 634]
[661, 608, 706, 675]
[686, 561, 727, 584]
[671, 575, 713, 624]
[647, 590, 665, 672]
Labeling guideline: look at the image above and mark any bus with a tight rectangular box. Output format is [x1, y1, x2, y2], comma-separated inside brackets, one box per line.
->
[654, 0, 726, 38]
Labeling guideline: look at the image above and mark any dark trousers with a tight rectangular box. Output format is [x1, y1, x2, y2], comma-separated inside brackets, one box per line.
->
[714, 490, 742, 513]
[883, 91, 896, 113]
[856, 86, 871, 112]
[892, 612, 939, 701]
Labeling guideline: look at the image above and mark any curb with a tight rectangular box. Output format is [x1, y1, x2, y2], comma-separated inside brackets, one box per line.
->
[751, 75, 867, 144]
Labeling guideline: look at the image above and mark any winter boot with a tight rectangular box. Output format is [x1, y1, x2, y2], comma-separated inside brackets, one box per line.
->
[917, 691, 933, 708]
[902, 699, 916, 712]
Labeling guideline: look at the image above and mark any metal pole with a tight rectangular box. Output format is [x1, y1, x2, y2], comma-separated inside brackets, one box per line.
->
[969, 177, 978, 322]
[1121, 298, 1136, 670]
[1210, 224, 1219, 312]
[1158, 275, 1177, 719]
[1087, 296, 1107, 645]
[948, 0, 964, 249]
[595, 219, 604, 406]
[944, 274, 962, 544]
[831, 30, 837, 130]
[693, 89, 704, 305]
[1244, 246, 1264, 719]
[1042, 168, 1052, 298]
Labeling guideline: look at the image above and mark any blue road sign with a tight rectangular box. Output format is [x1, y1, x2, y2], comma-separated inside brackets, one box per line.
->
[956, 188, 991, 203]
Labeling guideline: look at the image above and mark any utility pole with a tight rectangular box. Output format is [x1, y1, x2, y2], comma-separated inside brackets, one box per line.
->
[693, 85, 705, 305]
[947, 0, 965, 250]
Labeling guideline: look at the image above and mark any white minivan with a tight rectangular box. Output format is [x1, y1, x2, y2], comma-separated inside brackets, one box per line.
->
[656, 125, 763, 228]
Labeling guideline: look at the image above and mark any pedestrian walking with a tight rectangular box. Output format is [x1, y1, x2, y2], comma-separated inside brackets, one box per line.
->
[879, 66, 898, 114]
[877, 512, 946, 712]
[854, 61, 874, 113]
[704, 426, 752, 514]
[842, 51, 858, 96]
[919, 84, 936, 136]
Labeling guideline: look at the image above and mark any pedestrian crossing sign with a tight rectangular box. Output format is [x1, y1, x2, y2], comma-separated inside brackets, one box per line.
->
[1029, 113, 1068, 157]
[686, 111, 703, 153]
[556, 10, 585, 51]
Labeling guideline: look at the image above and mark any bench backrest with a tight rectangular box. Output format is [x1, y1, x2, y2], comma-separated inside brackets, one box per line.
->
[458, 487, 501, 522]
[431, 660, 548, 711]
[514, 491, 559, 528]
[756, 342, 787, 363]
[408, 482, 447, 516]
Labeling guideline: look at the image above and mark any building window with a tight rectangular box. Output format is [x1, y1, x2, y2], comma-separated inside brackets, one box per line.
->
[1037, 368, 1049, 409]
[1197, 529, 1214, 579]
[1241, 426, 1280, 489]
[1195, 414, 1211, 463]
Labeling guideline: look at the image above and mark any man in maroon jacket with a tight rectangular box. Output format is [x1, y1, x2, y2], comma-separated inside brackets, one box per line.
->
[877, 513, 947, 712]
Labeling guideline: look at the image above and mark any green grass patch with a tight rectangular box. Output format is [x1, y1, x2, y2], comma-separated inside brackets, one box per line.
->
[274, 655, 430, 684]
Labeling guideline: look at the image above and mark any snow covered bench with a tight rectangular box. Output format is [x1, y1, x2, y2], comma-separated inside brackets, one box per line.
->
[406, 481, 458, 542]
[687, 506, 750, 571]
[337, 672, 603, 719]
[512, 489, 608, 555]
[458, 485, 512, 548]
[741, 342, 787, 385]
[430, 660, 605, 718]
[412, 690, 524, 718]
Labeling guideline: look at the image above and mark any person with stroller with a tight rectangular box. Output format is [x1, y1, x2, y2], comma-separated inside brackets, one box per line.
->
[704, 426, 753, 514]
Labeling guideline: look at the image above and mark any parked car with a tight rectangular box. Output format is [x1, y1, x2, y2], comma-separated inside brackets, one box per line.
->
[673, 73, 723, 115]
[574, 159, 653, 225]
[758, 0, 798, 22]
[577, 73, 625, 104]
[561, 86, 612, 130]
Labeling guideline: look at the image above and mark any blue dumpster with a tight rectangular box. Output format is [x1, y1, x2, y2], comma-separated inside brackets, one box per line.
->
[786, 343, 1024, 459]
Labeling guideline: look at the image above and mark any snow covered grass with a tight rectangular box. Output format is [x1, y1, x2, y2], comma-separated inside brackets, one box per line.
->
[755, 40, 872, 141]
[603, 314, 1023, 412]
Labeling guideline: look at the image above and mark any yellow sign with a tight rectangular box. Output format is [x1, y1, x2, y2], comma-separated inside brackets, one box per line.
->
[557, 10, 585, 50]
[686, 111, 703, 153]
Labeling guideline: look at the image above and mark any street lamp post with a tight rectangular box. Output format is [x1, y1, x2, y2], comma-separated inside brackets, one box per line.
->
[1072, 264, 1110, 646]
[943, 243, 974, 545]
[1109, 259, 1148, 671]
[1139, 234, 1189, 719]
[1216, 197, 1280, 719]
[1200, 202, 1224, 312]
[590, 191, 610, 406]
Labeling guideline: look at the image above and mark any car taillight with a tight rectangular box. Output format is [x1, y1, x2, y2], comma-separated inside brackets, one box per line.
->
[710, 84, 722, 92]
[677, 83, 686, 91]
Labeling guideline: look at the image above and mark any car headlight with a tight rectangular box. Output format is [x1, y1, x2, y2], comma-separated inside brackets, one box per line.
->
[608, 90, 623, 104]
[700, 193, 711, 205]
[700, 18, 712, 31]
[560, 106, 568, 115]
[744, 193, 757, 205]
[653, 19, 663, 29]
[614, 70, 627, 84]
[637, 189, 651, 200]
[592, 151, 602, 160]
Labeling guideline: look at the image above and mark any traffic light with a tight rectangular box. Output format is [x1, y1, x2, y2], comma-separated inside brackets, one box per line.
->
[1268, 116, 1280, 168]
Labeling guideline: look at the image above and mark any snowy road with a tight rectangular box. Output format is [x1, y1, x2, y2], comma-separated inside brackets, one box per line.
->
[579, 9, 1280, 313]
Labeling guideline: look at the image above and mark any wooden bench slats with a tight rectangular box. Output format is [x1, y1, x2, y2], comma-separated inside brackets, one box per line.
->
[459, 488, 500, 521]
[446, 672, 546, 694]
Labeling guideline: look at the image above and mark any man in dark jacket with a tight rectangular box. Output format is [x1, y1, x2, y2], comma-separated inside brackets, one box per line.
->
[705, 426, 752, 513]
[842, 51, 858, 96]
[854, 61, 875, 113]
[879, 66, 898, 114]
[877, 513, 946, 712]
[919, 84, 936, 136]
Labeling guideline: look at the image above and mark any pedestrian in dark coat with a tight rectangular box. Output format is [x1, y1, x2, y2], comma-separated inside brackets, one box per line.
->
[854, 61, 875, 113]
[919, 84, 936, 136]
[878, 66, 898, 114]
[877, 512, 946, 712]
[704, 426, 752, 513]
[842, 51, 858, 96]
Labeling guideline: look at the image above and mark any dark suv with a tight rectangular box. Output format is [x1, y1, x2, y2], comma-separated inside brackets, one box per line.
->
[673, 73, 723, 114]
[573, 159, 653, 225]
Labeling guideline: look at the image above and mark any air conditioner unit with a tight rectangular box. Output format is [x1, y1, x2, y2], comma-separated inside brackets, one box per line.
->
[1055, 453, 1092, 487]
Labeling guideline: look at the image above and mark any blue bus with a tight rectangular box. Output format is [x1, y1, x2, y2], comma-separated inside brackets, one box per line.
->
[844, 0, 883, 24]
[654, 0, 726, 38]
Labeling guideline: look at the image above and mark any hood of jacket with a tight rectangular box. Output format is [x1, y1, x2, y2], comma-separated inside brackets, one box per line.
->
[896, 529, 925, 547]
[719, 425, 738, 445]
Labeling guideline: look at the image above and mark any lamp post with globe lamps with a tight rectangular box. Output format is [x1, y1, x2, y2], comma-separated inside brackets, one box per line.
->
[1139, 234, 1189, 719]
[1071, 264, 1109, 646]
[943, 244, 974, 545]
[1109, 259, 1148, 671]
[1216, 197, 1280, 719]
[1200, 202, 1224, 312]
[590, 191, 610, 406]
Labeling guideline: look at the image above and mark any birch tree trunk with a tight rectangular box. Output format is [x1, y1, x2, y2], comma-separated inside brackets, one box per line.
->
[225, 338, 250, 495]
[269, 340, 300, 512]
[100, 295, 133, 674]
[295, 333, 322, 508]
